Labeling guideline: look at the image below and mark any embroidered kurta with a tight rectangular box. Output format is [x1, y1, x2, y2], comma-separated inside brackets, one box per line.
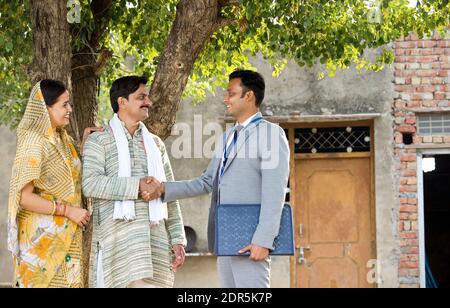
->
[82, 122, 186, 288]
[8, 82, 83, 288]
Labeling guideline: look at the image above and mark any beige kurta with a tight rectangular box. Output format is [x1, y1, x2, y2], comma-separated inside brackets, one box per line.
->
[82, 121, 186, 288]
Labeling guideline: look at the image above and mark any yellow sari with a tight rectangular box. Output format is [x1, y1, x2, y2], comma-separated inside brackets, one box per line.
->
[8, 82, 83, 288]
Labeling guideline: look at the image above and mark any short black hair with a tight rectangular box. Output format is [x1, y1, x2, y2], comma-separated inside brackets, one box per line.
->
[40, 79, 67, 107]
[110, 76, 148, 113]
[229, 70, 265, 107]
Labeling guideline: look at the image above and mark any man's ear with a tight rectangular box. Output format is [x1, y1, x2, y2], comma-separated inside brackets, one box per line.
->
[245, 90, 255, 104]
[118, 97, 126, 110]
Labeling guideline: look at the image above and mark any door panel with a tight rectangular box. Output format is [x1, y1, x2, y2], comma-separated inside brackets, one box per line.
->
[294, 157, 375, 288]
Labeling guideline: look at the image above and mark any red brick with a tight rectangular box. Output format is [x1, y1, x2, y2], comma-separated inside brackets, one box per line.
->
[439, 41, 450, 48]
[407, 178, 417, 185]
[401, 247, 419, 254]
[400, 261, 419, 269]
[400, 185, 417, 193]
[397, 126, 416, 133]
[395, 100, 407, 109]
[438, 70, 450, 77]
[400, 213, 410, 220]
[396, 69, 417, 77]
[432, 62, 441, 69]
[410, 48, 435, 56]
[395, 63, 406, 70]
[395, 56, 409, 63]
[416, 55, 439, 63]
[402, 170, 416, 177]
[432, 77, 445, 84]
[408, 214, 418, 220]
[396, 49, 406, 56]
[407, 101, 420, 108]
[399, 284, 420, 288]
[407, 198, 417, 205]
[396, 41, 418, 48]
[394, 85, 413, 92]
[400, 232, 418, 239]
[400, 205, 417, 213]
[400, 239, 419, 247]
[405, 116, 416, 124]
[399, 269, 420, 277]
[401, 154, 416, 162]
[417, 69, 438, 77]
[400, 254, 419, 262]
[440, 85, 450, 92]
[422, 100, 437, 107]
[400, 198, 409, 204]
[415, 85, 436, 92]
[413, 135, 421, 144]
[418, 41, 438, 48]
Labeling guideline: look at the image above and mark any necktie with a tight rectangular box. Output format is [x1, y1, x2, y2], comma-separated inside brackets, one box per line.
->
[220, 125, 244, 177]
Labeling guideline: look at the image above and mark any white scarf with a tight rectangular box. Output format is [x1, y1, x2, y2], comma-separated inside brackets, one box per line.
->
[109, 114, 168, 224]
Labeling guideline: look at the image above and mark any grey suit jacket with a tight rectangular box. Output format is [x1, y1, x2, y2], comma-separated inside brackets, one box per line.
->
[163, 113, 290, 252]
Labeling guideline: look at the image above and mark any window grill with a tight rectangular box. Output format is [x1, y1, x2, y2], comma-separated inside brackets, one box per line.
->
[294, 126, 371, 154]
[418, 114, 450, 135]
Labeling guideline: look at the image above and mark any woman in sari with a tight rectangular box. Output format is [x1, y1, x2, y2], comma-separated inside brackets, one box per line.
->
[8, 80, 102, 288]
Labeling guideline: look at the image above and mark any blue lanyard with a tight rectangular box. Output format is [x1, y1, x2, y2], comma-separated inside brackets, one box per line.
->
[220, 116, 263, 177]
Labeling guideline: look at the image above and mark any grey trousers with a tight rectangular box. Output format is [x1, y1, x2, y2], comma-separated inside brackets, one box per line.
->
[217, 256, 271, 288]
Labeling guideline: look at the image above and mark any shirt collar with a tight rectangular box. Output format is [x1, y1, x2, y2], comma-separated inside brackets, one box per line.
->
[237, 112, 260, 128]
[118, 116, 143, 138]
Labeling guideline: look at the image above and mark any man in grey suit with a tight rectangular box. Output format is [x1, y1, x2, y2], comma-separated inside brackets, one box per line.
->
[146, 70, 290, 288]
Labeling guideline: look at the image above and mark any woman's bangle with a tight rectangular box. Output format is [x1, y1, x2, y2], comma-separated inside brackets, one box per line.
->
[55, 202, 67, 217]
[50, 200, 57, 216]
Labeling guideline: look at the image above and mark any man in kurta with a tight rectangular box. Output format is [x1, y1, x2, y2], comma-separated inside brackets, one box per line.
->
[82, 76, 186, 288]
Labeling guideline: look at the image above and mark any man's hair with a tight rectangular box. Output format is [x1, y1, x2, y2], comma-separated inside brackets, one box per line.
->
[110, 76, 148, 113]
[40, 79, 67, 107]
[229, 70, 265, 107]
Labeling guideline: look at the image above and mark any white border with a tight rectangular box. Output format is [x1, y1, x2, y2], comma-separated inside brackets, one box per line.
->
[417, 148, 450, 288]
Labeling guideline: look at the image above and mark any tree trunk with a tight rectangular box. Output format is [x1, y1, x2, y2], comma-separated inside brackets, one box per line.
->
[70, 0, 113, 144]
[28, 0, 72, 99]
[71, 53, 99, 144]
[69, 0, 113, 287]
[146, 0, 234, 139]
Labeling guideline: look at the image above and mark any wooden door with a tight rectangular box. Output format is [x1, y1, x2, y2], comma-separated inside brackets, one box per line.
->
[294, 156, 376, 288]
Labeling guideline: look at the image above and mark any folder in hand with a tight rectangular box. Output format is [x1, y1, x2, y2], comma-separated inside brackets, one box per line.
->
[215, 203, 294, 256]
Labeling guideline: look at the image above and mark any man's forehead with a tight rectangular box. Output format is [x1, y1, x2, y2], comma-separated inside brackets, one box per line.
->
[134, 84, 149, 95]
[227, 78, 242, 90]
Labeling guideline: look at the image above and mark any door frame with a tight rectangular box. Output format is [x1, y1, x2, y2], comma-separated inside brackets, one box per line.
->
[417, 148, 450, 288]
[281, 120, 376, 288]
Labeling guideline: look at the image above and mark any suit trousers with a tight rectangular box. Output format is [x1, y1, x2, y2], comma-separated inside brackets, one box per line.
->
[217, 256, 271, 288]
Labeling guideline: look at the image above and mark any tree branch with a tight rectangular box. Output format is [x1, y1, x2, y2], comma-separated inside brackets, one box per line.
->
[219, 0, 240, 8]
[90, 0, 113, 19]
[89, 0, 113, 49]
[214, 17, 236, 33]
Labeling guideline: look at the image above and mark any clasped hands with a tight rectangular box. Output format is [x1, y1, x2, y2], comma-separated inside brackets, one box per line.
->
[139, 176, 165, 202]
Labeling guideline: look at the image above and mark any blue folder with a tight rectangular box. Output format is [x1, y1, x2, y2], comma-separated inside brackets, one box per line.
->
[215, 203, 294, 256]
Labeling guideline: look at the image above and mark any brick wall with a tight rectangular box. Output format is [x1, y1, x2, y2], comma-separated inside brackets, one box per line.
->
[393, 32, 450, 288]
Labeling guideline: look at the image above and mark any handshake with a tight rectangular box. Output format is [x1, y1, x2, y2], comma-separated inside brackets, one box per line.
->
[139, 176, 165, 202]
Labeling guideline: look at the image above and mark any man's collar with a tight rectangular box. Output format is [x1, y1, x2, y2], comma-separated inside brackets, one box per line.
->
[237, 112, 261, 128]
[116, 115, 142, 137]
